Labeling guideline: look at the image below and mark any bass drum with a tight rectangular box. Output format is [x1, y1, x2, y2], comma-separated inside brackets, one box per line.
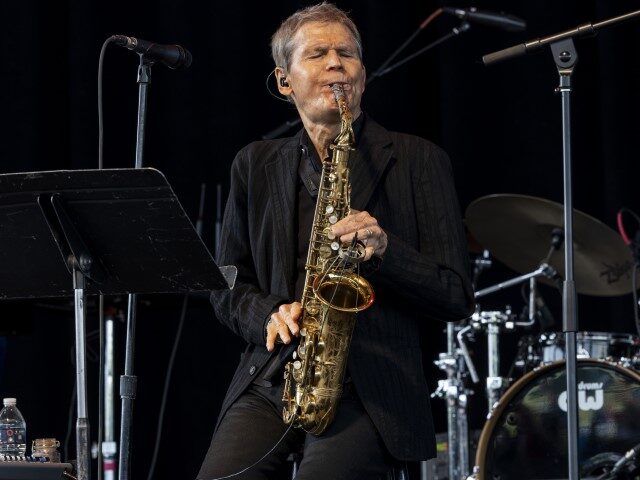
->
[474, 359, 640, 479]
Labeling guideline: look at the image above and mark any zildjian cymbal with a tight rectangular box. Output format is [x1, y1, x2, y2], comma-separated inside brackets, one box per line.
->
[465, 194, 635, 296]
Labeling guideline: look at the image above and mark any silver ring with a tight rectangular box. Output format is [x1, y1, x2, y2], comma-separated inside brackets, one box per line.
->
[365, 228, 373, 239]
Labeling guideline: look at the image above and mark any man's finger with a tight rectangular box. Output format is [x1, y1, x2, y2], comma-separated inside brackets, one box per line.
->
[276, 317, 292, 344]
[266, 322, 277, 351]
[364, 245, 375, 261]
[290, 302, 302, 321]
[283, 308, 299, 335]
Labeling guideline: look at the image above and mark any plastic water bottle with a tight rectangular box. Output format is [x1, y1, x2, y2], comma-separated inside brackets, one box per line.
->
[0, 398, 26, 456]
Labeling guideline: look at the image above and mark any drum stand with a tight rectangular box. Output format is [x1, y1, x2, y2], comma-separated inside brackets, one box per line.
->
[475, 254, 560, 411]
[431, 321, 479, 480]
[469, 311, 512, 412]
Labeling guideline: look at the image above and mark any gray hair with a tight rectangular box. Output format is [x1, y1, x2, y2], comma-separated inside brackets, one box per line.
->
[270, 2, 363, 72]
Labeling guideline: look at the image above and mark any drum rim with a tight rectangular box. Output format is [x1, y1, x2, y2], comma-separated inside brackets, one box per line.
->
[474, 358, 640, 480]
[538, 331, 639, 341]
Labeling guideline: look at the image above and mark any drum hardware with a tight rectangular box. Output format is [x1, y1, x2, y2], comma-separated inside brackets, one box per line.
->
[471, 250, 492, 290]
[470, 359, 640, 480]
[515, 331, 640, 372]
[605, 442, 640, 479]
[474, 262, 560, 300]
[466, 194, 634, 297]
[470, 308, 529, 412]
[432, 321, 478, 480]
[463, 192, 639, 479]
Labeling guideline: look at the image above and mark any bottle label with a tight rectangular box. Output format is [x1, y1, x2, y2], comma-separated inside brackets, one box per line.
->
[0, 427, 25, 445]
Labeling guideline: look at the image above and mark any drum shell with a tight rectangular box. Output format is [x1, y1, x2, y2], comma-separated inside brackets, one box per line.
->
[520, 331, 640, 369]
[474, 359, 640, 480]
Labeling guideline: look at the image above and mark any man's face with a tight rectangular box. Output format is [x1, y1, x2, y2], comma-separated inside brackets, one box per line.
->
[284, 21, 366, 124]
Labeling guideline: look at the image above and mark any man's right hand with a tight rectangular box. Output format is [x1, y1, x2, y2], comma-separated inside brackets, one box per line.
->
[266, 302, 302, 352]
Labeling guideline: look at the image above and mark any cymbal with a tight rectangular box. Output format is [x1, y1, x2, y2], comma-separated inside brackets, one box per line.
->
[465, 194, 634, 296]
[464, 221, 485, 254]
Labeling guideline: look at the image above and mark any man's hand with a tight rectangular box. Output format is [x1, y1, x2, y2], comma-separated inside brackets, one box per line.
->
[331, 210, 388, 261]
[266, 302, 302, 352]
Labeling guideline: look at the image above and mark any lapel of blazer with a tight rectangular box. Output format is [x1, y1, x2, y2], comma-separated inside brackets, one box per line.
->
[265, 134, 301, 299]
[349, 115, 394, 211]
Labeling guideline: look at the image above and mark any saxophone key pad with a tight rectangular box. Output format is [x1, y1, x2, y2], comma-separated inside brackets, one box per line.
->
[305, 304, 320, 315]
[331, 241, 340, 251]
[328, 214, 338, 224]
[328, 173, 337, 182]
[325, 205, 335, 214]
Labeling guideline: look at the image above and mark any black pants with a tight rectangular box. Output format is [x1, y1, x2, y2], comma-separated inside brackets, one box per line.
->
[197, 382, 393, 480]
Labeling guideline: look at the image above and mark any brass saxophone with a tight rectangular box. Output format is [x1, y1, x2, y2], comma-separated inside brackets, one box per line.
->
[282, 84, 375, 435]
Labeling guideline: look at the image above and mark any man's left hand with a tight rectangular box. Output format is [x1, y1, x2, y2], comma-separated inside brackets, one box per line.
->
[331, 210, 388, 261]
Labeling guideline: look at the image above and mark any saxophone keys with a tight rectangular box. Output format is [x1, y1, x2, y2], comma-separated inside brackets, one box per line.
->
[328, 214, 338, 224]
[325, 204, 335, 214]
[319, 244, 332, 258]
[305, 302, 320, 316]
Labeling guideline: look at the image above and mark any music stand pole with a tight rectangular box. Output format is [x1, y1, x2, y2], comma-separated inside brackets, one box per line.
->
[73, 268, 90, 480]
[119, 54, 152, 480]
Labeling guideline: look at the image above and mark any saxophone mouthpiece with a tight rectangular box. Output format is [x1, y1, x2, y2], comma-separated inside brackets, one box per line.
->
[331, 83, 345, 100]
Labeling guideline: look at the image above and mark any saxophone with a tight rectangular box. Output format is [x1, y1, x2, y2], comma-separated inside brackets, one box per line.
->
[282, 84, 375, 435]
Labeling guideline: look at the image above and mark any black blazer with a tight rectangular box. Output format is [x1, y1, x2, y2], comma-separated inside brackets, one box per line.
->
[210, 115, 474, 461]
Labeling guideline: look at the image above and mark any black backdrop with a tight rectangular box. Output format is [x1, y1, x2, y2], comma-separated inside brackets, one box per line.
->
[1, 1, 640, 479]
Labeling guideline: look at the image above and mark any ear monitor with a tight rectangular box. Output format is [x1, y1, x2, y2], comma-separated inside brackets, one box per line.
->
[279, 77, 290, 87]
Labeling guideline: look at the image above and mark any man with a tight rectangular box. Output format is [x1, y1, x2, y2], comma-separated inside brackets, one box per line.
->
[198, 3, 473, 479]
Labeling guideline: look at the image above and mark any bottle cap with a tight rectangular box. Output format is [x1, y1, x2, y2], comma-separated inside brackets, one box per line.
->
[2, 398, 16, 406]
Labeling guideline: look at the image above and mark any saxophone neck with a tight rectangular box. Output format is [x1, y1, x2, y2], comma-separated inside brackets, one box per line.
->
[331, 84, 355, 148]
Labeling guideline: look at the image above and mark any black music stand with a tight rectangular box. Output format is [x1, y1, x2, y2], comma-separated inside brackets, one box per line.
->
[0, 168, 235, 480]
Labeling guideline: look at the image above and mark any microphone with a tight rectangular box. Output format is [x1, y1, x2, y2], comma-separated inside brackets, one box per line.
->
[443, 7, 526, 32]
[112, 35, 192, 69]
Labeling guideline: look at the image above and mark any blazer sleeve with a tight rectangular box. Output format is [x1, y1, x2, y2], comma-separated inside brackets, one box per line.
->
[369, 140, 474, 322]
[210, 149, 288, 345]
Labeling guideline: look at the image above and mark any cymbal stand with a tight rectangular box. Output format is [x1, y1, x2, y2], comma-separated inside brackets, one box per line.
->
[474, 262, 558, 300]
[431, 321, 479, 480]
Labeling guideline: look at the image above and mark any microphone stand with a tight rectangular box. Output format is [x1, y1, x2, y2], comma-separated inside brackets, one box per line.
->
[119, 53, 154, 480]
[482, 9, 640, 480]
[261, 19, 471, 139]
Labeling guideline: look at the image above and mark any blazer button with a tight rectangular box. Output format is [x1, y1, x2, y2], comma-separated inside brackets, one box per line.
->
[249, 365, 256, 375]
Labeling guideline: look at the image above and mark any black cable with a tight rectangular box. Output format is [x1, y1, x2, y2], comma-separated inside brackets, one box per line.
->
[146, 295, 189, 480]
[98, 37, 117, 170]
[97, 35, 117, 480]
[209, 423, 295, 480]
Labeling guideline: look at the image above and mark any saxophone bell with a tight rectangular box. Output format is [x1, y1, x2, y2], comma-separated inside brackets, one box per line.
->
[312, 272, 374, 313]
